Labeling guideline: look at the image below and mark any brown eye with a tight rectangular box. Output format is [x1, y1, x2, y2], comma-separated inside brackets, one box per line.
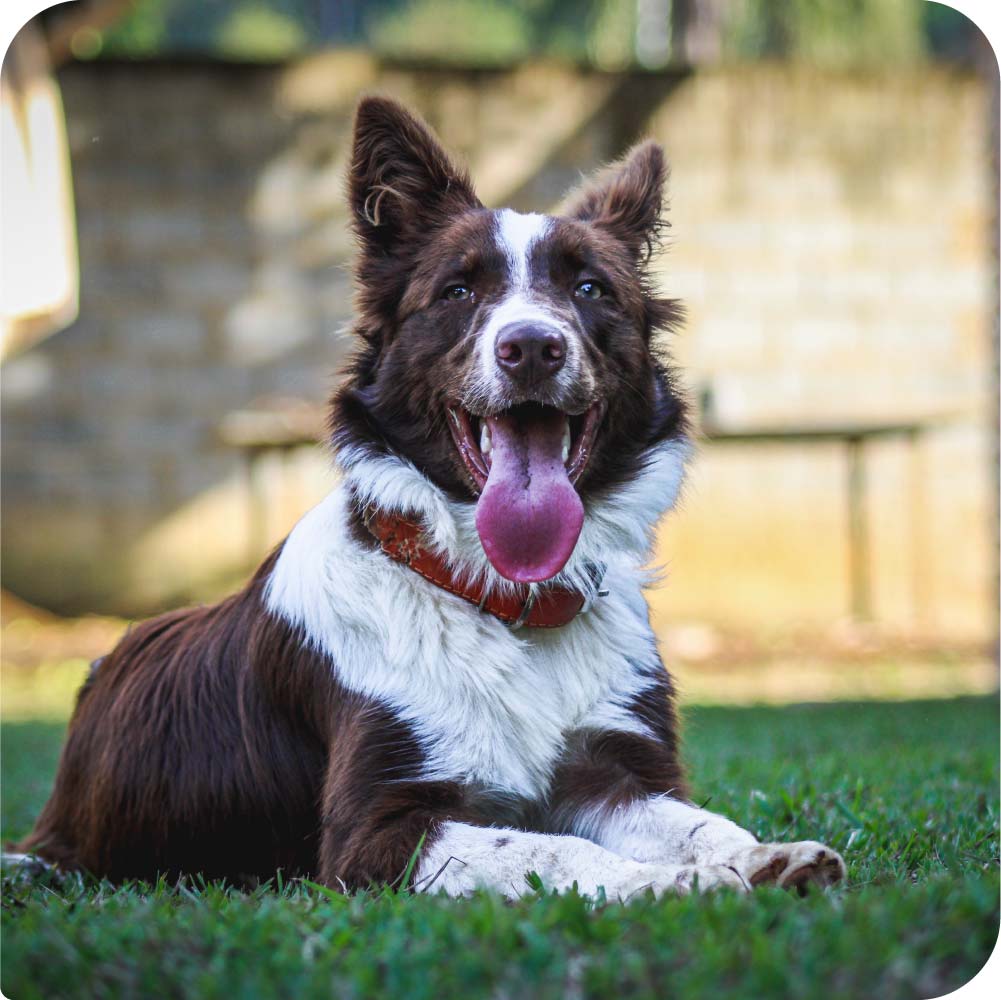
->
[574, 280, 604, 300]
[444, 284, 472, 301]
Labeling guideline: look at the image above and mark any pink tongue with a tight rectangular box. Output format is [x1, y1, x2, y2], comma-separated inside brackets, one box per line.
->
[475, 407, 584, 583]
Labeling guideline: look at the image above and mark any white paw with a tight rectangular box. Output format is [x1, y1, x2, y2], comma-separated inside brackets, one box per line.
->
[624, 862, 749, 899]
[730, 841, 846, 894]
[1, 851, 57, 887]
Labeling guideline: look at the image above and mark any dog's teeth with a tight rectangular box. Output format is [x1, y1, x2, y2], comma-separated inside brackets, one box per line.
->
[561, 423, 571, 464]
[480, 423, 492, 456]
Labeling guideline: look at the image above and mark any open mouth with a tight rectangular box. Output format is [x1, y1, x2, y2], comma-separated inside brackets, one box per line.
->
[447, 402, 604, 492]
[447, 401, 605, 584]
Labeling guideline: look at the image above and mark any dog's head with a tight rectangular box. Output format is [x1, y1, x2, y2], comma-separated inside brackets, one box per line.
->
[332, 96, 688, 584]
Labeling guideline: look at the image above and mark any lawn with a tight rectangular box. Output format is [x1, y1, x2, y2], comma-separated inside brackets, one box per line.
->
[2, 695, 998, 999]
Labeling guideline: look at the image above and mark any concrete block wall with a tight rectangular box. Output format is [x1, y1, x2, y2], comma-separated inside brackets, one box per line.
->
[645, 67, 993, 638]
[1, 61, 354, 609]
[1, 57, 993, 640]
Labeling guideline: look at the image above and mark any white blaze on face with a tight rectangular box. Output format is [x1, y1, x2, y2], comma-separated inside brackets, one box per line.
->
[497, 209, 548, 289]
[473, 209, 581, 400]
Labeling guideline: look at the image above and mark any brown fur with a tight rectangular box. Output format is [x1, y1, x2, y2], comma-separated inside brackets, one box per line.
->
[21, 559, 472, 888]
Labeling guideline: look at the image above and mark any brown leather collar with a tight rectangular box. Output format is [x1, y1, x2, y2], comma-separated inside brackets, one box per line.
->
[362, 506, 596, 629]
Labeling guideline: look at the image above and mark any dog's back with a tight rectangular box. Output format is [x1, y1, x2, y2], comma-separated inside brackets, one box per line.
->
[20, 556, 327, 883]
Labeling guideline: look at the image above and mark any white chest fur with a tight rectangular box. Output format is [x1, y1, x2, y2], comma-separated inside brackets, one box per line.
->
[265, 486, 664, 800]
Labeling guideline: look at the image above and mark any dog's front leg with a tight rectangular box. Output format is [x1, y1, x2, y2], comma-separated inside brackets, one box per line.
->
[578, 796, 845, 893]
[413, 821, 747, 900]
[318, 782, 743, 899]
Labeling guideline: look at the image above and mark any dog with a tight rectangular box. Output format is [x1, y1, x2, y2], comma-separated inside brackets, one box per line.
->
[14, 97, 845, 898]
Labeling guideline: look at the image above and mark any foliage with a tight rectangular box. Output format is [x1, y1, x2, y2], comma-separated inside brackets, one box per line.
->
[217, 4, 308, 61]
[84, 0, 982, 67]
[723, 0, 925, 65]
[2, 697, 998, 999]
[367, 0, 536, 67]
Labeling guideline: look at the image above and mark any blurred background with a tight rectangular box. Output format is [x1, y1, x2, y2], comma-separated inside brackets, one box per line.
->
[2, 0, 998, 711]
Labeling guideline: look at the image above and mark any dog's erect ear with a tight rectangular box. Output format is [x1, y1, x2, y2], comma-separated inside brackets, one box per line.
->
[561, 141, 667, 262]
[349, 96, 481, 257]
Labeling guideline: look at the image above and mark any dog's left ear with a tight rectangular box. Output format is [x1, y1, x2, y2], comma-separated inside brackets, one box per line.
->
[561, 141, 667, 262]
[349, 96, 481, 258]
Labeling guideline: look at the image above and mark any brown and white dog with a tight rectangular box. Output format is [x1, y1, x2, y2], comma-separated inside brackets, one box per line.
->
[15, 98, 845, 898]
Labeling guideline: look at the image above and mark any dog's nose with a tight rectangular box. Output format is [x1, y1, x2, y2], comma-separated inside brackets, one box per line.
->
[495, 324, 566, 381]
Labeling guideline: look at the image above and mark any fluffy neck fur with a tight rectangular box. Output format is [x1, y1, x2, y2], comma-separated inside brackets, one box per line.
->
[337, 435, 691, 600]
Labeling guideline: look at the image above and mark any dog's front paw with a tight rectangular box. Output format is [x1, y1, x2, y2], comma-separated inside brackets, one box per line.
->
[729, 841, 845, 894]
[621, 862, 749, 899]
[672, 863, 750, 895]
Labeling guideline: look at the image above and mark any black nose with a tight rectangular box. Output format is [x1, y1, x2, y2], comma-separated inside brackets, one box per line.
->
[495, 324, 566, 381]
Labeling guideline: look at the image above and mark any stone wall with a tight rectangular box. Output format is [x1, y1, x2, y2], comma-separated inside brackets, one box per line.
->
[1, 56, 993, 640]
[646, 67, 994, 639]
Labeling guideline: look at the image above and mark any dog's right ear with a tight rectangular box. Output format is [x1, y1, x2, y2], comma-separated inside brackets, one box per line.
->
[349, 97, 481, 258]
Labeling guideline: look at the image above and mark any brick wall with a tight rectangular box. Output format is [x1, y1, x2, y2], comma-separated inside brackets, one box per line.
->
[1, 57, 993, 639]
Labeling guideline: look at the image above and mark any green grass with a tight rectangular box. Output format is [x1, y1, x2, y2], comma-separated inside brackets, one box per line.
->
[2, 697, 998, 999]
